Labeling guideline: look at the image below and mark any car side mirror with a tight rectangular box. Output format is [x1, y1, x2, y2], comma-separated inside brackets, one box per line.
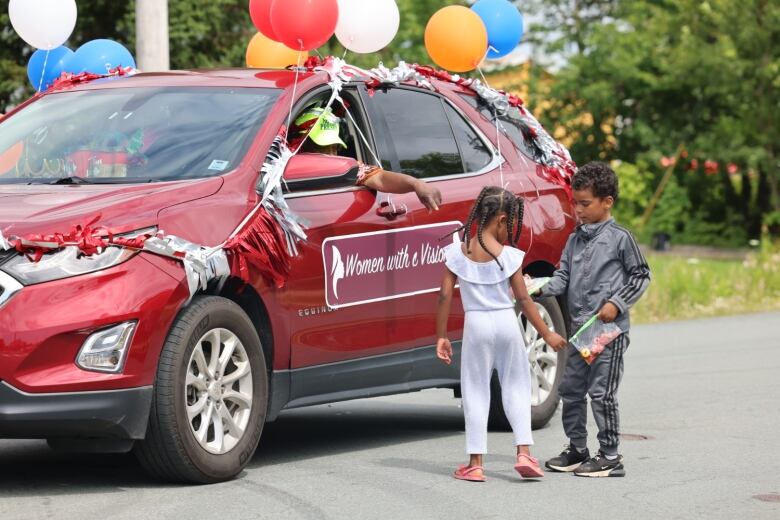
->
[281, 153, 359, 192]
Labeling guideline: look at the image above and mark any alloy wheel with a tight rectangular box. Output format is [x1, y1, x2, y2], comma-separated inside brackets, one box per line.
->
[518, 303, 559, 406]
[184, 328, 254, 455]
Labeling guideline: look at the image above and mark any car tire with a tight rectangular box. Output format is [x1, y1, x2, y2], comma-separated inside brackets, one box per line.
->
[488, 296, 568, 431]
[134, 296, 268, 483]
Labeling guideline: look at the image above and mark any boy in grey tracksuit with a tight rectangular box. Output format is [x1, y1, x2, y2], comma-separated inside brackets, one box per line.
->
[540, 162, 651, 477]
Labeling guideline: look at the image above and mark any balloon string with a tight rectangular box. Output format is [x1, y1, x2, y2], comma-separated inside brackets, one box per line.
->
[37, 49, 51, 92]
[476, 45, 499, 70]
[477, 65, 505, 188]
[477, 60, 536, 252]
[338, 98, 383, 166]
[285, 51, 303, 140]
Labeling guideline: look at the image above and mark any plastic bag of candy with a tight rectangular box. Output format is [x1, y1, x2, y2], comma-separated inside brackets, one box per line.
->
[569, 315, 623, 365]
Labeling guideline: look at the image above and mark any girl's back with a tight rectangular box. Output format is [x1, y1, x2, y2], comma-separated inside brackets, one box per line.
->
[443, 239, 525, 313]
[462, 236, 502, 264]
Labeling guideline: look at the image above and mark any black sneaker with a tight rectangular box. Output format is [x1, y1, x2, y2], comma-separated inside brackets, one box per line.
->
[573, 452, 625, 477]
[545, 445, 590, 472]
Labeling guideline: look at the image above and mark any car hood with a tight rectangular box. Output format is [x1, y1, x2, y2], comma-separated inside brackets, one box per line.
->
[0, 177, 223, 238]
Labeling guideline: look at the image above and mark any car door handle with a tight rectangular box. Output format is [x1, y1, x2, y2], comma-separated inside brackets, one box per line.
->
[376, 201, 408, 220]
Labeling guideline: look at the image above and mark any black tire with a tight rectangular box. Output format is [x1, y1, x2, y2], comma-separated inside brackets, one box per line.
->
[488, 296, 568, 431]
[134, 296, 268, 483]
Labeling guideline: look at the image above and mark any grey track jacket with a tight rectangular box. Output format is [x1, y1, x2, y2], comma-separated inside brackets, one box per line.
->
[544, 218, 651, 332]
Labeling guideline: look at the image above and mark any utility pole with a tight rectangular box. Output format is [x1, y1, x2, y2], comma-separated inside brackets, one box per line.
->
[136, 0, 170, 71]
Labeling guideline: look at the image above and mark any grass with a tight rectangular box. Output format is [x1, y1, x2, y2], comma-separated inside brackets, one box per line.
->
[632, 247, 780, 324]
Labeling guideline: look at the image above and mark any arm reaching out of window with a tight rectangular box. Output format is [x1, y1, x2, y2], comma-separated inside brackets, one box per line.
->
[358, 164, 442, 211]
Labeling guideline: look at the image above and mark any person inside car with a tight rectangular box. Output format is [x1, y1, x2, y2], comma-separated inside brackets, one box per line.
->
[290, 104, 442, 211]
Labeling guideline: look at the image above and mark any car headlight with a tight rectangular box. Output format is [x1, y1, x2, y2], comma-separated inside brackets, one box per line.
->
[0, 245, 138, 285]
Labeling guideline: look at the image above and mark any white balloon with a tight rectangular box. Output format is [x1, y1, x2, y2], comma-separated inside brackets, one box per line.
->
[336, 0, 400, 54]
[9, 0, 78, 50]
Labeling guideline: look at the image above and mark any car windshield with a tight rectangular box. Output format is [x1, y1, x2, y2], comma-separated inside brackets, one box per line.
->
[0, 86, 279, 184]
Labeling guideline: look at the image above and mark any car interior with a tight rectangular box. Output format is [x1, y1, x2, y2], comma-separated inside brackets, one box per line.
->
[283, 90, 375, 191]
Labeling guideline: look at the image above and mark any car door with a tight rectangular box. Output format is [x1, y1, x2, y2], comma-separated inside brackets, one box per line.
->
[280, 86, 441, 405]
[358, 85, 505, 361]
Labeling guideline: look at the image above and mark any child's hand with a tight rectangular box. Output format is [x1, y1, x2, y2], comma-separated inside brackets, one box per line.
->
[598, 302, 620, 323]
[436, 338, 453, 365]
[543, 331, 567, 352]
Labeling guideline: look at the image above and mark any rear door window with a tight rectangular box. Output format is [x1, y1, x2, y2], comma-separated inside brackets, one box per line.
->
[459, 94, 541, 163]
[443, 103, 492, 173]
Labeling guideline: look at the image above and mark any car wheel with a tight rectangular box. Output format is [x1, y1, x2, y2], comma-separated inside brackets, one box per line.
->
[134, 296, 268, 483]
[488, 296, 567, 431]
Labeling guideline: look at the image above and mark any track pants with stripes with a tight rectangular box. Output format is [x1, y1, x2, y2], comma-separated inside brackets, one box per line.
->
[560, 333, 629, 456]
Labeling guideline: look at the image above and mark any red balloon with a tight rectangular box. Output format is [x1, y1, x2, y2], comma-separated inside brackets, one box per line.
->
[249, 0, 278, 41]
[270, 0, 339, 51]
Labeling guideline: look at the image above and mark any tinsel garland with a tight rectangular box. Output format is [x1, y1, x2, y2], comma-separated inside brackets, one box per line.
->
[302, 57, 575, 193]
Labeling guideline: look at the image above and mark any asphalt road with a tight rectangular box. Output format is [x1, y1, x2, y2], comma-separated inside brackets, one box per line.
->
[1, 312, 778, 520]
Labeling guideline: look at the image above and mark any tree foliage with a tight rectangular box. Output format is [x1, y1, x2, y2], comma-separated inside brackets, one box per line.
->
[532, 0, 779, 244]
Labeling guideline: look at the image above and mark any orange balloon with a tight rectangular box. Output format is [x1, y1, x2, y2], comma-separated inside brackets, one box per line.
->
[246, 32, 307, 69]
[425, 6, 488, 73]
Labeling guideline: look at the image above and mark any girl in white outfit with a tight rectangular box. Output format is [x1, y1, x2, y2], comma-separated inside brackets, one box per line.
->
[436, 186, 567, 482]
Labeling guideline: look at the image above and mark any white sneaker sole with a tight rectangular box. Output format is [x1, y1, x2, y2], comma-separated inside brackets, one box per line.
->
[545, 462, 584, 473]
[574, 466, 626, 478]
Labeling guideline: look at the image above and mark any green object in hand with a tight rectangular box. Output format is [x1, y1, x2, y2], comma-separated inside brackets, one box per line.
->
[526, 276, 551, 296]
[569, 314, 599, 343]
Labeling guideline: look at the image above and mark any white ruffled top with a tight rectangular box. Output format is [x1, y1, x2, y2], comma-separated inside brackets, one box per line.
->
[444, 242, 525, 312]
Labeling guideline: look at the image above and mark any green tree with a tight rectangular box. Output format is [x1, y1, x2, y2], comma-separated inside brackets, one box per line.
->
[1, 0, 135, 112]
[0, 2, 27, 112]
[535, 0, 779, 243]
[521, 0, 618, 57]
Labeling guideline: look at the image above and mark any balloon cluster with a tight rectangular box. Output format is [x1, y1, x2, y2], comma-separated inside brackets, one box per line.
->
[246, 0, 524, 74]
[426, 0, 524, 72]
[9, 0, 137, 92]
[246, 0, 400, 68]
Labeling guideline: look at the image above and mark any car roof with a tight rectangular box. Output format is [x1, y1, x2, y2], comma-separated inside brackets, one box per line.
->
[53, 68, 325, 92]
[49, 67, 468, 97]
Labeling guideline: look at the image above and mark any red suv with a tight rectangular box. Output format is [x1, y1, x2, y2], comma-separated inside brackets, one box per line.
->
[0, 63, 575, 483]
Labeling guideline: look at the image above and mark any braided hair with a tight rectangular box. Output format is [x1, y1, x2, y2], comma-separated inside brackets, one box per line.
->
[460, 186, 525, 269]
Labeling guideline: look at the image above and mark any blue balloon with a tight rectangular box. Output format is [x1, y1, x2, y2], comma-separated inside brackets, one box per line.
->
[70, 39, 136, 76]
[27, 46, 74, 92]
[472, 0, 524, 59]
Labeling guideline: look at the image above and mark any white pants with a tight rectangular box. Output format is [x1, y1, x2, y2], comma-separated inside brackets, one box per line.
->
[461, 308, 534, 454]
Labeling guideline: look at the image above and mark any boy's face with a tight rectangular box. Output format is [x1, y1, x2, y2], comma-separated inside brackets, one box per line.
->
[573, 188, 613, 224]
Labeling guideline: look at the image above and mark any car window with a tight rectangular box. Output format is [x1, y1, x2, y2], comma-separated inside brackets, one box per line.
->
[443, 103, 492, 173]
[459, 94, 541, 163]
[0, 87, 279, 184]
[368, 88, 463, 179]
[285, 90, 366, 188]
